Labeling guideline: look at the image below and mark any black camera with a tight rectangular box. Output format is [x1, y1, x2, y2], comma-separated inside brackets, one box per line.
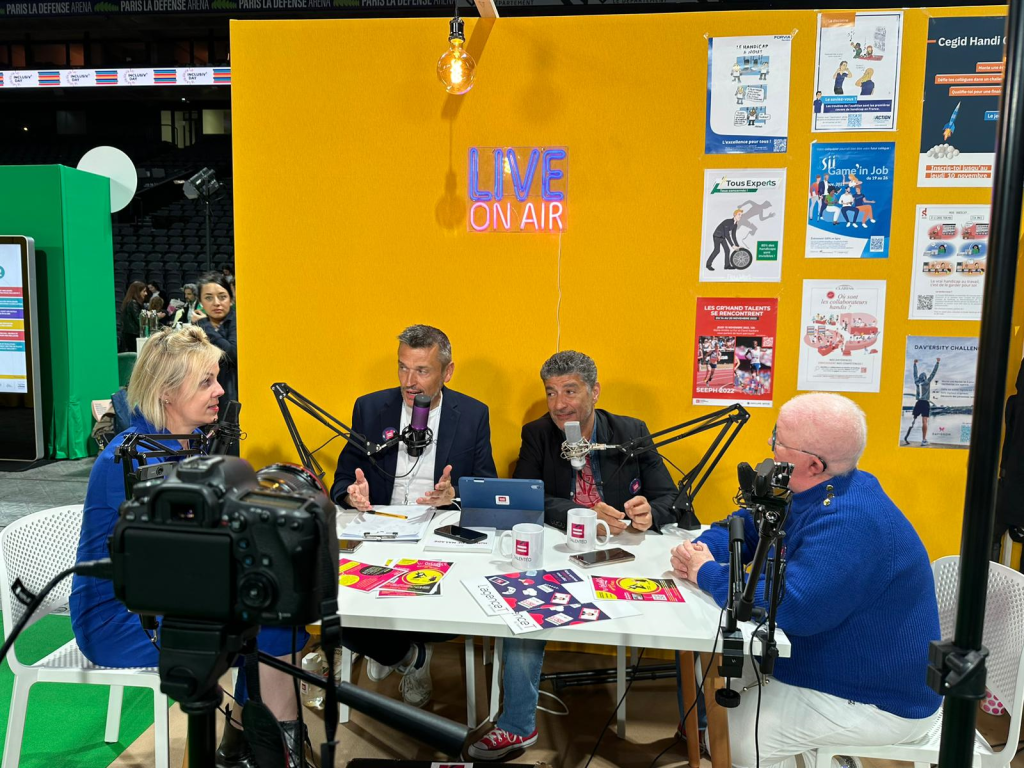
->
[110, 455, 338, 627]
[735, 457, 794, 519]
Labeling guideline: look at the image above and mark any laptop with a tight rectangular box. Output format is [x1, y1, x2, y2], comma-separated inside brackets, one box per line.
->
[458, 477, 545, 531]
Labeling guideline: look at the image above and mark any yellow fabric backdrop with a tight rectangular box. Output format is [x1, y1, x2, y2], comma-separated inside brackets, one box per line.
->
[230, 6, 1024, 563]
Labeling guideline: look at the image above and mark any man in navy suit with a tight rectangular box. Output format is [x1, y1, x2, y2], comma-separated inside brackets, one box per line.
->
[330, 325, 496, 707]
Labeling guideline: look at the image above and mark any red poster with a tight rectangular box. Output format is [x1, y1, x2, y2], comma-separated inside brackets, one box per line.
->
[693, 298, 778, 408]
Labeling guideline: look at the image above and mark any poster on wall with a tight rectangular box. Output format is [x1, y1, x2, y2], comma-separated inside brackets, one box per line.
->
[705, 35, 793, 155]
[918, 17, 1006, 187]
[797, 280, 886, 393]
[700, 169, 786, 282]
[692, 298, 778, 408]
[909, 205, 989, 321]
[812, 11, 904, 132]
[806, 142, 895, 259]
[900, 337, 978, 449]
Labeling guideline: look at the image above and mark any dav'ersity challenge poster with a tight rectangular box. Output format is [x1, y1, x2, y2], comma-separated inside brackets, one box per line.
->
[918, 17, 1006, 187]
[798, 280, 887, 393]
[806, 142, 895, 259]
[813, 11, 904, 132]
[700, 168, 786, 282]
[899, 337, 978, 450]
[705, 35, 793, 155]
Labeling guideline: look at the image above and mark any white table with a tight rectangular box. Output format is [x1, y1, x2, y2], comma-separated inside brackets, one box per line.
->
[332, 510, 790, 767]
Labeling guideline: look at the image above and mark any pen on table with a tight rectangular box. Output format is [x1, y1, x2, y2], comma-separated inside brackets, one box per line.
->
[366, 510, 409, 520]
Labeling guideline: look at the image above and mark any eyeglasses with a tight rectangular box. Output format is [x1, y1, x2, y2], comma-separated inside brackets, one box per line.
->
[771, 424, 828, 471]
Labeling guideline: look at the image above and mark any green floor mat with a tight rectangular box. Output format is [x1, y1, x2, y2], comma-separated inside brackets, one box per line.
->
[0, 615, 163, 768]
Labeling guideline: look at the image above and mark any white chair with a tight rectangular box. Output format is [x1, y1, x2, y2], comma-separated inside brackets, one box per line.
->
[0, 505, 170, 768]
[816, 555, 1024, 768]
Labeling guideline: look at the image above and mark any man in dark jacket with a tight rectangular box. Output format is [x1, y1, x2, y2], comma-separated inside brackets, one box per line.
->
[706, 208, 742, 271]
[330, 325, 497, 708]
[469, 350, 678, 760]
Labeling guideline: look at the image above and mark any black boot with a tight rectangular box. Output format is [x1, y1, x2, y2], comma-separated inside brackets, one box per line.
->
[281, 719, 313, 768]
[216, 707, 258, 768]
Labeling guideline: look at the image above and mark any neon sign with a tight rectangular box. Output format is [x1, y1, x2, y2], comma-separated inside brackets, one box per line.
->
[468, 147, 568, 233]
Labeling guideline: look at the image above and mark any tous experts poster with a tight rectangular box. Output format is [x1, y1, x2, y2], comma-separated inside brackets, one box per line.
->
[813, 11, 904, 132]
[918, 17, 1006, 187]
[700, 168, 786, 282]
[909, 205, 989, 321]
[900, 337, 978, 450]
[806, 142, 895, 259]
[705, 35, 793, 155]
[693, 298, 778, 408]
[798, 280, 886, 393]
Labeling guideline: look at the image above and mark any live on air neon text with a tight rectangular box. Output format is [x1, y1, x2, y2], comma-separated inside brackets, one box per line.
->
[468, 147, 567, 233]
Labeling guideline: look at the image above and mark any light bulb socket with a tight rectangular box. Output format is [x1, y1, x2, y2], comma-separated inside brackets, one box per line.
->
[448, 15, 465, 42]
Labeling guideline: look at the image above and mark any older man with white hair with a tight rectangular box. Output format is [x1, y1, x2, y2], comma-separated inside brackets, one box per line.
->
[671, 393, 941, 768]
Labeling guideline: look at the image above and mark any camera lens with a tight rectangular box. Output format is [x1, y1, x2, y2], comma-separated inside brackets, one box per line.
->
[239, 573, 275, 610]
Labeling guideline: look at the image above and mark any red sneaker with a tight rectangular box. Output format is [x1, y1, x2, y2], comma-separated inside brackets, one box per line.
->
[467, 727, 539, 760]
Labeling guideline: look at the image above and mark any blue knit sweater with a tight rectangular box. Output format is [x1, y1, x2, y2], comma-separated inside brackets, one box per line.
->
[695, 469, 942, 719]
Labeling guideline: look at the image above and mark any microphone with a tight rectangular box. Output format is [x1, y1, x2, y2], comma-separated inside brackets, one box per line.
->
[737, 461, 755, 495]
[562, 421, 586, 469]
[401, 394, 433, 458]
[208, 400, 241, 455]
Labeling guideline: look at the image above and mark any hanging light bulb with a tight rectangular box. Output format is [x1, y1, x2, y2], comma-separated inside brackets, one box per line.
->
[437, 13, 476, 95]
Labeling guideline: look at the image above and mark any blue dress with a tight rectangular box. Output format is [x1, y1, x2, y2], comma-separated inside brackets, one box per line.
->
[70, 413, 307, 700]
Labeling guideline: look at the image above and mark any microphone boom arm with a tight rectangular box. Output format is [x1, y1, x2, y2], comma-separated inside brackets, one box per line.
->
[610, 404, 750, 529]
[271, 382, 381, 481]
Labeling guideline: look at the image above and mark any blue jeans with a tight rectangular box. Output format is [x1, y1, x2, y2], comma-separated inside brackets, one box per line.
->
[497, 640, 708, 737]
[497, 638, 546, 737]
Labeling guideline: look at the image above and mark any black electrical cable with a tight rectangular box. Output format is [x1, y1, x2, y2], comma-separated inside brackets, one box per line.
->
[749, 613, 769, 768]
[647, 606, 725, 768]
[0, 566, 77, 667]
[581, 648, 647, 768]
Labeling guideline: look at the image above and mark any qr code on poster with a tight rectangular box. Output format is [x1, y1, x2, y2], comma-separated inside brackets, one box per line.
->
[960, 424, 972, 444]
[773, 139, 788, 153]
[917, 295, 934, 311]
[847, 114, 863, 128]
[870, 236, 885, 252]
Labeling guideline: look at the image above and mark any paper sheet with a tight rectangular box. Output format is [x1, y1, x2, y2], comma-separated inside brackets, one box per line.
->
[339, 506, 435, 541]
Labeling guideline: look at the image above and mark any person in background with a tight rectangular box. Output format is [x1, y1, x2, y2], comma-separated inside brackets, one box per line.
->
[671, 393, 941, 768]
[181, 283, 200, 324]
[193, 272, 238, 453]
[146, 281, 163, 309]
[70, 326, 312, 768]
[119, 281, 149, 353]
[222, 266, 236, 290]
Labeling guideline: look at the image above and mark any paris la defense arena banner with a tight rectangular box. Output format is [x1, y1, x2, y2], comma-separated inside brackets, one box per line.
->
[909, 205, 989, 321]
[918, 17, 1006, 187]
[699, 168, 786, 283]
[899, 337, 978, 450]
[797, 280, 886, 394]
[806, 142, 894, 259]
[692, 298, 778, 408]
[705, 35, 793, 155]
[0, 67, 229, 88]
[812, 11, 904, 132]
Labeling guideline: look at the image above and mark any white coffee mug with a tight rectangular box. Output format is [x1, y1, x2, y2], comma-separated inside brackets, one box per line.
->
[499, 523, 545, 570]
[566, 507, 611, 552]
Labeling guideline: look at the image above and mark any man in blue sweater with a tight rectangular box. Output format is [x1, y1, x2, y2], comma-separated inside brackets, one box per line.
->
[672, 393, 941, 768]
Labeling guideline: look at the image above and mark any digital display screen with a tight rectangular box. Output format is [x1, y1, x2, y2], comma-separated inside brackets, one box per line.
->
[0, 243, 27, 394]
[0, 236, 41, 462]
[239, 491, 306, 511]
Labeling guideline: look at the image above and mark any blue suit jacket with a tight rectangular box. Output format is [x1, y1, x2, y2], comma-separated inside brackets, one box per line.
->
[330, 386, 497, 507]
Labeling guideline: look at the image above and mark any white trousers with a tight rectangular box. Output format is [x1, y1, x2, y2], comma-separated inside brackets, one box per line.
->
[720, 664, 939, 768]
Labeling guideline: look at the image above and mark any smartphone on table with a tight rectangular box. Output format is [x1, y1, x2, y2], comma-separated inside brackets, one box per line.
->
[569, 547, 636, 568]
[434, 525, 487, 544]
[339, 539, 363, 555]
